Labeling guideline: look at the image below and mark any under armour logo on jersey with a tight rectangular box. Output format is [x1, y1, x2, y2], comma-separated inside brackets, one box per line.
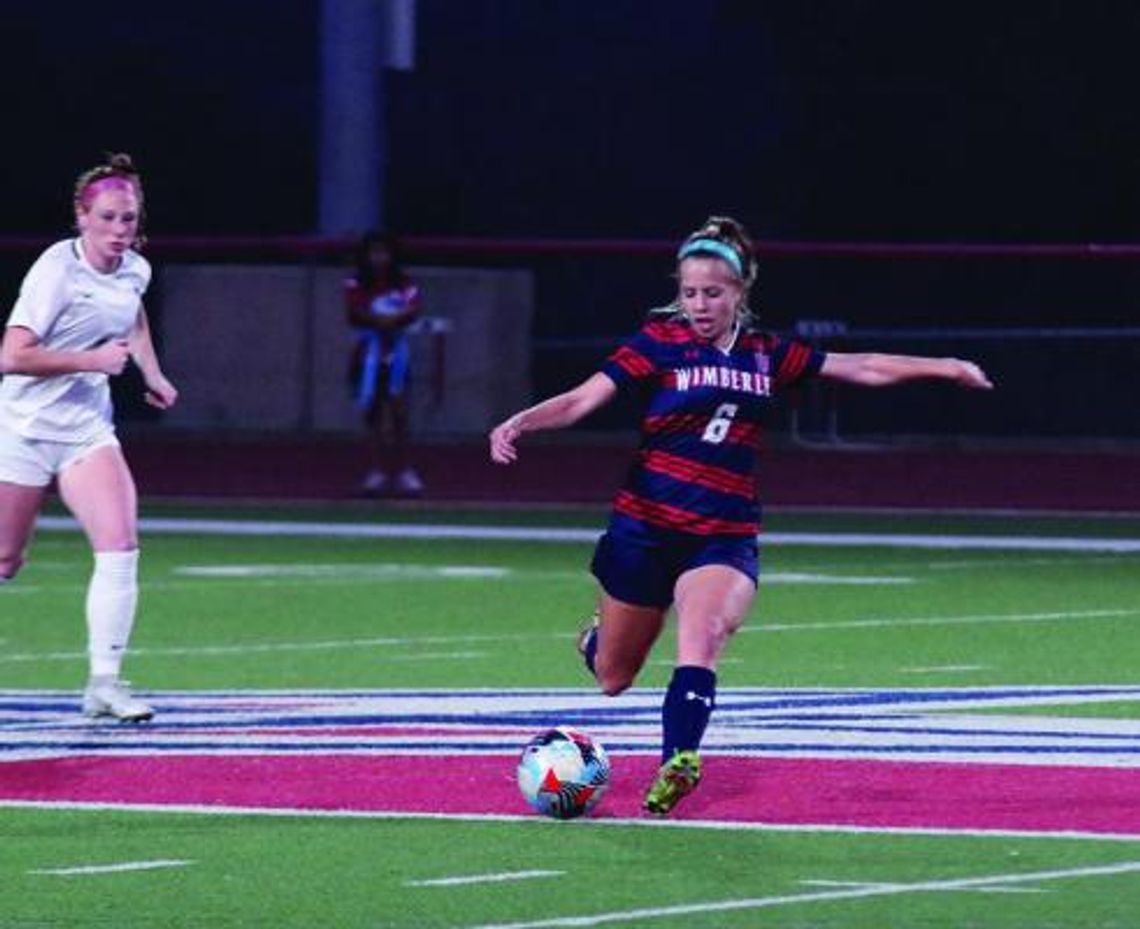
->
[685, 690, 713, 709]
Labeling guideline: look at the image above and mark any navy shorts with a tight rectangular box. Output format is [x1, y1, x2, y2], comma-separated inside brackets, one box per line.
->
[590, 516, 759, 609]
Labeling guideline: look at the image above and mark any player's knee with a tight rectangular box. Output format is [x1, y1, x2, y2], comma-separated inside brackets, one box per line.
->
[594, 657, 636, 697]
[0, 551, 26, 580]
[707, 613, 743, 650]
[681, 614, 744, 668]
[597, 675, 632, 697]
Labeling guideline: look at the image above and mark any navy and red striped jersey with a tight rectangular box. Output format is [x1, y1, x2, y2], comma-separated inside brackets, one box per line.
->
[600, 315, 825, 536]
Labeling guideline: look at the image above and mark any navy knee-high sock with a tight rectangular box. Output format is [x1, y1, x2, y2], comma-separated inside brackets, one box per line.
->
[661, 666, 717, 762]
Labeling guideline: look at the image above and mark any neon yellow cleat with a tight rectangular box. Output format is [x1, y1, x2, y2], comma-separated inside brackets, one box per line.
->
[643, 750, 702, 815]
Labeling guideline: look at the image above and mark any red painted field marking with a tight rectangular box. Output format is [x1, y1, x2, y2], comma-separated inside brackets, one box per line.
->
[1, 753, 1136, 836]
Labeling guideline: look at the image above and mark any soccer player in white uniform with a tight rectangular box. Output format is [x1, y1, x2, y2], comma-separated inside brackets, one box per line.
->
[0, 153, 178, 721]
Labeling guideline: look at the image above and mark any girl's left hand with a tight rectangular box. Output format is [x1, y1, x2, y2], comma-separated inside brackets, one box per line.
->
[952, 360, 994, 389]
[144, 374, 179, 409]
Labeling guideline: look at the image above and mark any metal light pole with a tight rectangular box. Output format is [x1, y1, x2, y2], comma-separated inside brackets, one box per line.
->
[318, 0, 415, 235]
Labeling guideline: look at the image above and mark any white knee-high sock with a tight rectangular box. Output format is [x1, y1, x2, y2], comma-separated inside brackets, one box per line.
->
[86, 549, 140, 679]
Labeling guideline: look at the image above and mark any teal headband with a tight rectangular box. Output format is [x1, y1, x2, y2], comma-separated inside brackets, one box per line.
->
[677, 237, 744, 276]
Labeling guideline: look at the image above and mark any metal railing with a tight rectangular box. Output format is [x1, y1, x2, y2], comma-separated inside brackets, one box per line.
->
[2, 235, 1137, 441]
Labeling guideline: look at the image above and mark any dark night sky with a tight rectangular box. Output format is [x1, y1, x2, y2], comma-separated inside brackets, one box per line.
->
[4, 0, 1140, 243]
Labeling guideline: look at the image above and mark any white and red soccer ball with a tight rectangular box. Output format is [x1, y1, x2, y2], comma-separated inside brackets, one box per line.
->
[516, 727, 610, 819]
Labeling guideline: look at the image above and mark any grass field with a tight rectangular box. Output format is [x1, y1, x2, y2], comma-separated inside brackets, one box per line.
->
[1, 503, 1138, 928]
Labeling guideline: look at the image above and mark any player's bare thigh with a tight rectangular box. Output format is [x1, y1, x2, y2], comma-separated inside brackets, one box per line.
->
[593, 591, 667, 695]
[673, 564, 757, 669]
[57, 443, 138, 551]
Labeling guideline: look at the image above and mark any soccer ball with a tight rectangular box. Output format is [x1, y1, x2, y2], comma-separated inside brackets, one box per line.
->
[516, 727, 610, 819]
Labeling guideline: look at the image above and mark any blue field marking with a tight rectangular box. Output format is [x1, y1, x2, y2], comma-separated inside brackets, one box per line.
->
[1, 686, 1138, 766]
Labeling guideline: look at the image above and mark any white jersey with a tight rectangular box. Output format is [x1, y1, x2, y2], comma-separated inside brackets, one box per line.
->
[0, 238, 151, 443]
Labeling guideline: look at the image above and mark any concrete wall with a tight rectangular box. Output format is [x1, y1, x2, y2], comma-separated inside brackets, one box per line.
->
[158, 264, 533, 436]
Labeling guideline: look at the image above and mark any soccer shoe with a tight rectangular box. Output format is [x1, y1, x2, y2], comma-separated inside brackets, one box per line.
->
[643, 750, 702, 815]
[395, 468, 425, 495]
[575, 611, 599, 673]
[82, 677, 154, 723]
[360, 470, 387, 496]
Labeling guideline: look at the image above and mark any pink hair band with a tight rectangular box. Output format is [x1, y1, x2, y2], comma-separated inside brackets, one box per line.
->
[77, 176, 138, 208]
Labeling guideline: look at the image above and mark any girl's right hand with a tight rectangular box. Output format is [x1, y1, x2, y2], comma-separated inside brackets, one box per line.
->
[489, 418, 521, 464]
[92, 339, 131, 375]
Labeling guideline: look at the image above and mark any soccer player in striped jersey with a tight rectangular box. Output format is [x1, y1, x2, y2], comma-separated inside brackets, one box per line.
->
[489, 216, 993, 814]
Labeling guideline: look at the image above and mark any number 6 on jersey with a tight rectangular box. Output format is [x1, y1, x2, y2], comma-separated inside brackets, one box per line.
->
[701, 402, 738, 444]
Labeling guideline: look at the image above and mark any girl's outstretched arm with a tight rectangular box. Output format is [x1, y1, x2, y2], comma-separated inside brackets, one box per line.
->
[820, 352, 993, 389]
[489, 372, 618, 464]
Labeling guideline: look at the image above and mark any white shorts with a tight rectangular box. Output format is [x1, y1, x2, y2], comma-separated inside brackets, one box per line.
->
[0, 428, 120, 488]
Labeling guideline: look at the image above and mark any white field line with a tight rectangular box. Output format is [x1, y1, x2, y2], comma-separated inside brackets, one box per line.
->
[763, 571, 913, 585]
[457, 860, 1140, 929]
[174, 564, 510, 579]
[748, 608, 1137, 634]
[926, 554, 1136, 570]
[406, 870, 563, 888]
[765, 533, 1140, 553]
[33, 515, 1140, 552]
[0, 635, 537, 664]
[1, 608, 1134, 665]
[168, 565, 909, 586]
[775, 505, 1140, 520]
[650, 656, 744, 667]
[28, 859, 192, 876]
[767, 553, 1134, 577]
[324, 650, 488, 663]
[4, 799, 1140, 843]
[766, 534, 1140, 553]
[797, 878, 1046, 895]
